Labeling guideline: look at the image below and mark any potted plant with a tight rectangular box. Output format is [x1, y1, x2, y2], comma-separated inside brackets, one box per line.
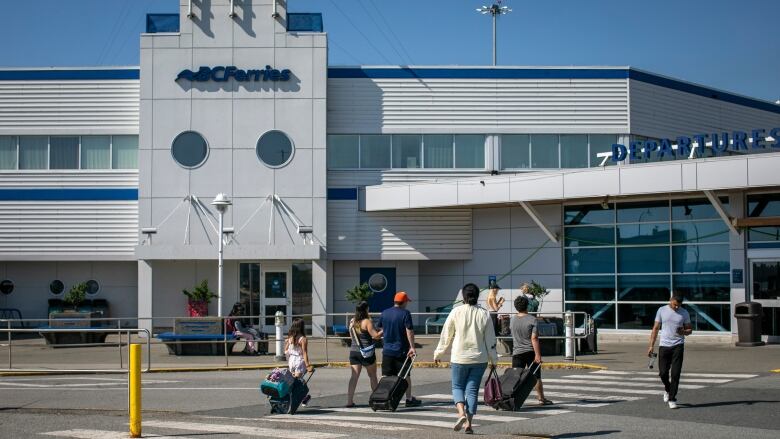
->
[345, 282, 373, 304]
[63, 282, 88, 310]
[182, 279, 218, 317]
[526, 280, 550, 313]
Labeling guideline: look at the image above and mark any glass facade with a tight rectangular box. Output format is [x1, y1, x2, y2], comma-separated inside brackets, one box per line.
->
[564, 198, 731, 331]
[747, 193, 780, 249]
[0, 135, 139, 170]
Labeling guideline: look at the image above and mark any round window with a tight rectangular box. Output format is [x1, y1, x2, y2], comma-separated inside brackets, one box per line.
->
[256, 130, 294, 168]
[368, 273, 388, 293]
[171, 131, 209, 168]
[0, 279, 13, 295]
[86, 280, 100, 296]
[50, 280, 65, 296]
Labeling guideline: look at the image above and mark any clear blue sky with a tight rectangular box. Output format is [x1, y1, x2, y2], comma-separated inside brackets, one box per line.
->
[1, 0, 778, 102]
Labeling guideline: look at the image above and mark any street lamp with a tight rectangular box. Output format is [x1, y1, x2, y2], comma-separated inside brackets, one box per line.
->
[476, 1, 512, 66]
[211, 193, 232, 317]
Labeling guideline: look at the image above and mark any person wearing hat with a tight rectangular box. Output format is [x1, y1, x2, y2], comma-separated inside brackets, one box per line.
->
[377, 291, 422, 407]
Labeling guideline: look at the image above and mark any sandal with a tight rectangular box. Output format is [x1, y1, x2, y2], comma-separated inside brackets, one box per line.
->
[345, 403, 356, 408]
[465, 426, 474, 434]
[454, 416, 467, 432]
[538, 398, 554, 406]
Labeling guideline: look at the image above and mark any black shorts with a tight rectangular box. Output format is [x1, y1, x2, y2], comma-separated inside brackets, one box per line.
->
[512, 351, 542, 379]
[349, 351, 376, 366]
[381, 354, 411, 377]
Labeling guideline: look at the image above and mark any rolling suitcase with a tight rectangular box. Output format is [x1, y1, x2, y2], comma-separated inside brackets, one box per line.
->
[268, 369, 315, 415]
[496, 363, 541, 411]
[369, 355, 414, 412]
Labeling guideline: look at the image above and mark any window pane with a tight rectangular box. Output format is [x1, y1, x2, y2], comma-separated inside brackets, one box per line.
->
[671, 220, 729, 244]
[617, 201, 669, 223]
[454, 134, 484, 168]
[566, 302, 615, 329]
[49, 136, 79, 169]
[423, 134, 453, 168]
[560, 134, 588, 168]
[564, 226, 614, 247]
[618, 275, 670, 301]
[501, 134, 529, 169]
[672, 244, 729, 273]
[565, 275, 614, 301]
[752, 261, 780, 300]
[327, 135, 359, 169]
[292, 263, 313, 328]
[265, 272, 287, 299]
[617, 222, 670, 245]
[531, 134, 558, 168]
[748, 193, 780, 217]
[617, 247, 670, 273]
[590, 134, 617, 167]
[18, 136, 48, 169]
[360, 135, 391, 169]
[683, 304, 730, 332]
[391, 134, 421, 168]
[239, 262, 261, 326]
[748, 227, 780, 243]
[672, 198, 728, 220]
[673, 274, 730, 301]
[113, 135, 139, 169]
[618, 303, 663, 330]
[565, 248, 615, 274]
[257, 131, 293, 168]
[564, 204, 614, 225]
[80, 136, 110, 169]
[0, 136, 17, 170]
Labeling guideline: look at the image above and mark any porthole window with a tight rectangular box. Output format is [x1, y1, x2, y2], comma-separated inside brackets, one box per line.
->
[256, 130, 294, 168]
[368, 273, 388, 293]
[86, 280, 100, 296]
[0, 280, 13, 295]
[171, 131, 209, 168]
[50, 280, 65, 296]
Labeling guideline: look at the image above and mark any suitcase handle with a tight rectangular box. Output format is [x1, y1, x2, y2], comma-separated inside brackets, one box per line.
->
[399, 354, 416, 380]
[302, 368, 316, 384]
[530, 362, 542, 376]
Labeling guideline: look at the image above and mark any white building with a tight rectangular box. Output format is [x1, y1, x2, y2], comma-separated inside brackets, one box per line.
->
[0, 0, 779, 341]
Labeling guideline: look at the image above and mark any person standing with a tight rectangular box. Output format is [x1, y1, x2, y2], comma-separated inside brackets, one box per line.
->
[434, 283, 498, 434]
[346, 301, 383, 407]
[377, 291, 421, 407]
[511, 296, 552, 405]
[486, 285, 505, 336]
[648, 295, 692, 409]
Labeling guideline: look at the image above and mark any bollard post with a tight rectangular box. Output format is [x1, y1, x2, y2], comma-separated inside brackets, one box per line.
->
[564, 312, 574, 361]
[129, 343, 142, 438]
[274, 310, 286, 361]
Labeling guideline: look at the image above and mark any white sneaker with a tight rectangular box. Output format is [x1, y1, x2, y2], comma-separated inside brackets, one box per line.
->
[668, 401, 678, 409]
[663, 392, 669, 403]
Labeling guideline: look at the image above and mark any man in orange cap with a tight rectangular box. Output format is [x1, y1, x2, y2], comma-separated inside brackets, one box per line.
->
[377, 291, 421, 407]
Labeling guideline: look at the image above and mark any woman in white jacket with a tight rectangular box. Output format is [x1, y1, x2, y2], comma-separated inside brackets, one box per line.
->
[433, 283, 498, 434]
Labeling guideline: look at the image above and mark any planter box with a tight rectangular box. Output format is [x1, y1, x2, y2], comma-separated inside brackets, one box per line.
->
[42, 311, 108, 346]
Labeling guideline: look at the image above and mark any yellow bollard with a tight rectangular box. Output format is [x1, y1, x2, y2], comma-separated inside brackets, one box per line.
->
[129, 343, 142, 438]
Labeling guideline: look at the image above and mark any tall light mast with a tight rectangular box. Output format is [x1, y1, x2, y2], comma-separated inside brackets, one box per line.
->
[477, 1, 512, 66]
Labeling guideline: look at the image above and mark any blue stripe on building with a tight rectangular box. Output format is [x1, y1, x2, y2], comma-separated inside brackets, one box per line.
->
[0, 69, 140, 81]
[327, 188, 358, 201]
[0, 188, 138, 201]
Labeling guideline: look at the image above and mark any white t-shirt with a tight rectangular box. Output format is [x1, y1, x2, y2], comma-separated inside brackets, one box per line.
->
[655, 305, 691, 347]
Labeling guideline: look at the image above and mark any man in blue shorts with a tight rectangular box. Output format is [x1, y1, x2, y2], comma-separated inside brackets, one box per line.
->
[648, 295, 692, 409]
[378, 291, 421, 407]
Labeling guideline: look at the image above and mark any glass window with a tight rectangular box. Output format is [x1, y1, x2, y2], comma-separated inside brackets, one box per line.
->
[112, 135, 138, 169]
[239, 262, 261, 326]
[360, 135, 391, 168]
[618, 275, 670, 301]
[560, 134, 588, 168]
[683, 304, 730, 332]
[672, 244, 729, 273]
[617, 201, 669, 223]
[50, 280, 64, 296]
[564, 226, 614, 247]
[327, 135, 359, 169]
[752, 261, 780, 300]
[673, 274, 730, 301]
[454, 134, 484, 168]
[617, 247, 670, 273]
[501, 134, 530, 169]
[566, 302, 615, 329]
[671, 220, 729, 244]
[18, 136, 48, 169]
[391, 134, 421, 169]
[748, 193, 780, 217]
[292, 263, 313, 328]
[85, 280, 100, 296]
[565, 275, 614, 301]
[564, 204, 614, 225]
[590, 134, 617, 167]
[171, 131, 208, 168]
[565, 248, 615, 274]
[0, 279, 13, 295]
[748, 227, 780, 244]
[531, 134, 558, 168]
[49, 136, 79, 169]
[423, 134, 453, 168]
[257, 130, 293, 168]
[265, 272, 287, 299]
[617, 222, 670, 245]
[80, 136, 111, 169]
[0, 136, 17, 170]
[618, 303, 663, 330]
[672, 198, 728, 220]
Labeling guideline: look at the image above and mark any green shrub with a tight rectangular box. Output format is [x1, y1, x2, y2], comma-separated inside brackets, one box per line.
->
[64, 282, 87, 307]
[182, 279, 218, 303]
[345, 282, 373, 304]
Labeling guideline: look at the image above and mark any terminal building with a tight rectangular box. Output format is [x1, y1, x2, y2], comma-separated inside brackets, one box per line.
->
[0, 0, 779, 342]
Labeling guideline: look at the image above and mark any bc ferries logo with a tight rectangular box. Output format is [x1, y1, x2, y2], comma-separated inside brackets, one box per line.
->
[176, 66, 291, 82]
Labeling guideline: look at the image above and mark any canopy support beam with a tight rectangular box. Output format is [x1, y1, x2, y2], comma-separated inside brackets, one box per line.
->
[519, 201, 559, 243]
[703, 190, 739, 235]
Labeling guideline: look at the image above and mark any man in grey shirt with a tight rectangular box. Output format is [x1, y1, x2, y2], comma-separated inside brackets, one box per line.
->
[510, 296, 552, 405]
[648, 295, 692, 409]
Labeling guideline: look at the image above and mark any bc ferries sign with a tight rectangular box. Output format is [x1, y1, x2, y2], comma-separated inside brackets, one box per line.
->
[176, 66, 291, 82]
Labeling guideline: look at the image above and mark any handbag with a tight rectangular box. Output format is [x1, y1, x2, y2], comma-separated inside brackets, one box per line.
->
[350, 324, 375, 359]
[483, 366, 503, 407]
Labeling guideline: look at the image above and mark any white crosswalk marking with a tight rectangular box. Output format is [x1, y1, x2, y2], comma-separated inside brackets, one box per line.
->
[543, 384, 664, 395]
[324, 406, 528, 423]
[143, 420, 346, 438]
[41, 429, 196, 439]
[591, 370, 757, 379]
[200, 415, 413, 431]
[563, 374, 733, 384]
[274, 414, 479, 429]
[541, 391, 645, 402]
[542, 378, 705, 389]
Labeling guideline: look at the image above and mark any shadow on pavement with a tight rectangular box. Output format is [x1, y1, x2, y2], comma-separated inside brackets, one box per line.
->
[554, 431, 621, 438]
[679, 400, 780, 409]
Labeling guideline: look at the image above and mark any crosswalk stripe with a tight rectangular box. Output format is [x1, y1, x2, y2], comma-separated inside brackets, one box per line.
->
[591, 371, 757, 379]
[543, 378, 704, 390]
[543, 384, 664, 395]
[41, 429, 196, 439]
[563, 374, 733, 384]
[203, 415, 413, 431]
[427, 406, 572, 417]
[541, 391, 645, 401]
[143, 420, 345, 438]
[419, 393, 457, 400]
[274, 414, 480, 429]
[324, 406, 528, 423]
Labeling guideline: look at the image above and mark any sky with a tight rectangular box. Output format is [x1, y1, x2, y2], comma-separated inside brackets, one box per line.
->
[0, 0, 778, 102]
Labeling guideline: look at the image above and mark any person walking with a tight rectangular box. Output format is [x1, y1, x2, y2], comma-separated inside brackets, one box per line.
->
[433, 283, 498, 434]
[648, 295, 692, 409]
[346, 301, 383, 407]
[511, 296, 552, 405]
[377, 291, 421, 407]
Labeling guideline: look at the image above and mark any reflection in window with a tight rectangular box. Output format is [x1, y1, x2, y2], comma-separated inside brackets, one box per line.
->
[360, 135, 391, 168]
[683, 304, 730, 331]
[239, 262, 261, 325]
[672, 244, 729, 273]
[564, 226, 615, 247]
[617, 222, 670, 245]
[617, 201, 669, 223]
[454, 134, 484, 168]
[673, 274, 730, 301]
[423, 134, 453, 168]
[391, 135, 421, 168]
[617, 247, 670, 273]
[292, 263, 313, 329]
[531, 134, 558, 168]
[501, 134, 530, 169]
[566, 302, 615, 328]
[257, 130, 293, 168]
[565, 248, 614, 274]
[618, 303, 661, 330]
[618, 275, 670, 301]
[564, 204, 614, 225]
[590, 134, 617, 167]
[565, 275, 614, 301]
[671, 221, 729, 244]
[672, 198, 728, 221]
[327, 135, 359, 168]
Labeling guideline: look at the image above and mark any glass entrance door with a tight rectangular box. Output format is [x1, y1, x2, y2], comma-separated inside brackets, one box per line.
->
[750, 259, 780, 337]
[262, 267, 292, 333]
[239, 262, 261, 326]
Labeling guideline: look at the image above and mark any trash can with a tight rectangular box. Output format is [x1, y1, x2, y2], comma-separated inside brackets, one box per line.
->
[734, 302, 765, 347]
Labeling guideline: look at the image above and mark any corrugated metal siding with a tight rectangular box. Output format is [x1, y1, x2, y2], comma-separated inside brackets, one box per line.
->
[0, 80, 140, 135]
[327, 78, 629, 134]
[629, 79, 780, 138]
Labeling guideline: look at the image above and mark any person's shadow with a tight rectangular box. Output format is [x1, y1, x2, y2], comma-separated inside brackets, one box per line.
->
[678, 400, 780, 409]
[554, 431, 621, 438]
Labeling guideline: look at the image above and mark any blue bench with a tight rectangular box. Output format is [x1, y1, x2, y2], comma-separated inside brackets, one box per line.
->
[0, 308, 25, 328]
[426, 303, 455, 334]
[158, 332, 237, 355]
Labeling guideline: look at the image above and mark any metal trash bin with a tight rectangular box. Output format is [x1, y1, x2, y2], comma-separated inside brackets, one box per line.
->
[734, 302, 765, 347]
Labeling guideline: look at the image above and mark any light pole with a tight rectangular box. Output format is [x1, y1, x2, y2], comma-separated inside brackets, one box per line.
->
[211, 193, 232, 317]
[477, 1, 512, 66]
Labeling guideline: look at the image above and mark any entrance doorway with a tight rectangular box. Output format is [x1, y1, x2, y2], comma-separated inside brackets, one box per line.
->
[238, 262, 292, 333]
[750, 259, 780, 337]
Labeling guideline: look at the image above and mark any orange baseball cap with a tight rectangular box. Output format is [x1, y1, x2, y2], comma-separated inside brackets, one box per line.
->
[394, 291, 411, 303]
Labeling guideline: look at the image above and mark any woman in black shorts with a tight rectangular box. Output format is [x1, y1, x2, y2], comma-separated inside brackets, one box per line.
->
[346, 301, 383, 407]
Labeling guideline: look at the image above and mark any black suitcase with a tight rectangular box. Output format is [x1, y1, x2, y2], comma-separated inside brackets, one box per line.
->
[496, 363, 540, 411]
[369, 355, 414, 412]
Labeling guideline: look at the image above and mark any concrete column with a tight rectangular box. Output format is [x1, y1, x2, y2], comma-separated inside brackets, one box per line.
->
[729, 191, 747, 337]
[311, 258, 330, 337]
[137, 260, 153, 334]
